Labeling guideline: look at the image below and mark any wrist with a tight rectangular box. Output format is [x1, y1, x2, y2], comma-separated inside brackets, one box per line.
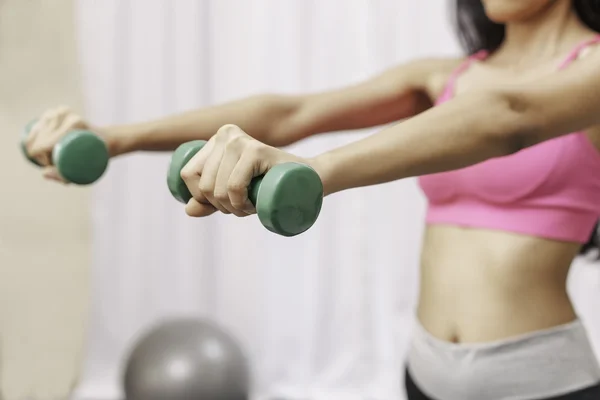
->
[97, 125, 137, 157]
[308, 152, 338, 197]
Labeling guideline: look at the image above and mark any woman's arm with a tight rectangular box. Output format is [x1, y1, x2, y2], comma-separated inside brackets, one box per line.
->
[312, 48, 600, 195]
[104, 58, 455, 156]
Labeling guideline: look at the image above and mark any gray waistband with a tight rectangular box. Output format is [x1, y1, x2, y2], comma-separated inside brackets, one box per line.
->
[407, 319, 600, 400]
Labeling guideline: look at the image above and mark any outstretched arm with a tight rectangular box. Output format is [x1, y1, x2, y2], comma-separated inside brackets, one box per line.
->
[312, 47, 600, 195]
[104, 58, 454, 155]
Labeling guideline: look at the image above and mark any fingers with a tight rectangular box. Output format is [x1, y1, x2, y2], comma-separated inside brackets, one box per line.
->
[25, 106, 87, 168]
[198, 143, 231, 215]
[26, 106, 70, 165]
[198, 126, 244, 215]
[42, 167, 69, 184]
[227, 148, 260, 213]
[203, 130, 260, 217]
[179, 124, 260, 218]
[31, 113, 84, 160]
[27, 107, 68, 148]
[26, 119, 52, 166]
[180, 140, 217, 213]
[212, 137, 254, 217]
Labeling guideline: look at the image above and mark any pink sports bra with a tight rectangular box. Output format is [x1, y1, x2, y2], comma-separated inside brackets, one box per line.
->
[418, 35, 600, 243]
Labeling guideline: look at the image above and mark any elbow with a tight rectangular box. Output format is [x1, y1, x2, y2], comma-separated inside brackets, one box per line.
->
[268, 102, 314, 147]
[267, 123, 303, 147]
[254, 94, 307, 147]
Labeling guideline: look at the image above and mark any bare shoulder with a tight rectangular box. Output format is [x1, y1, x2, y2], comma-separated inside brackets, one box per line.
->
[379, 57, 462, 88]
[407, 57, 464, 101]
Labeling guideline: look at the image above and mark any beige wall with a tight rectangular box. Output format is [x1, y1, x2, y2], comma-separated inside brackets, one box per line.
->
[0, 0, 90, 398]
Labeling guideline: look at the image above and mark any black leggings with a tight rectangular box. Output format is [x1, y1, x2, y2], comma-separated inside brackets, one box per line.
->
[405, 369, 600, 400]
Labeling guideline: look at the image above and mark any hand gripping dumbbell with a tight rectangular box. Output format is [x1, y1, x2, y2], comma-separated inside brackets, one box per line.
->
[21, 119, 109, 185]
[166, 140, 324, 237]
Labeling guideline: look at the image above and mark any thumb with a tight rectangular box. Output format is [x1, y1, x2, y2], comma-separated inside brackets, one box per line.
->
[42, 166, 69, 184]
[185, 198, 217, 217]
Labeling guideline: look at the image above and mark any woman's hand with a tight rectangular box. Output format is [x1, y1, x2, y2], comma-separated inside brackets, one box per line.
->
[24, 106, 111, 183]
[180, 124, 311, 217]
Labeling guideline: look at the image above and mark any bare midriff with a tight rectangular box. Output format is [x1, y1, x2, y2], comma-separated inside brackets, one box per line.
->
[416, 224, 581, 344]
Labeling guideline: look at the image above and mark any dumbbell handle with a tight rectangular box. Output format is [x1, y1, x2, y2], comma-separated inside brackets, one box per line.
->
[247, 177, 262, 207]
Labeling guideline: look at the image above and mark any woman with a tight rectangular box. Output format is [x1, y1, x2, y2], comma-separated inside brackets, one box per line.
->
[26, 1, 600, 398]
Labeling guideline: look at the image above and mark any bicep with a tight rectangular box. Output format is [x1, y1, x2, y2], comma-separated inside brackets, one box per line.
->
[503, 49, 600, 147]
[273, 58, 458, 143]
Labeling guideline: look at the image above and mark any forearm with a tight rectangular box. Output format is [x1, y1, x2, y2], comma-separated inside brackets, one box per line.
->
[103, 94, 300, 156]
[313, 91, 526, 195]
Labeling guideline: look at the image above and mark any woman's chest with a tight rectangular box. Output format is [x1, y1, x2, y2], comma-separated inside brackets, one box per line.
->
[421, 62, 600, 203]
[418, 134, 599, 204]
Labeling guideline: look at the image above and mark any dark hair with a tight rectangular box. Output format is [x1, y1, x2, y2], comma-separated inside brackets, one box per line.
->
[453, 0, 600, 258]
[454, 0, 600, 54]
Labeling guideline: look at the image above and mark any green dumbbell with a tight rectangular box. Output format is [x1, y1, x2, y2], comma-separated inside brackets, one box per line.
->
[167, 140, 324, 237]
[21, 119, 110, 185]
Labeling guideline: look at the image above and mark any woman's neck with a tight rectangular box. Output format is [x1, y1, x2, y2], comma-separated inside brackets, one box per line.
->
[499, 0, 591, 64]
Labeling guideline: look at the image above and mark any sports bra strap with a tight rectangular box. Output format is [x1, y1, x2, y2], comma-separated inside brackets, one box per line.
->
[437, 35, 600, 102]
[436, 50, 489, 103]
[558, 34, 600, 69]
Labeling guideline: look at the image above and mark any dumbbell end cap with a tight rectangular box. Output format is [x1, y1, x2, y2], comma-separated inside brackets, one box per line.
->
[21, 119, 42, 166]
[53, 131, 109, 185]
[167, 140, 207, 204]
[256, 163, 324, 237]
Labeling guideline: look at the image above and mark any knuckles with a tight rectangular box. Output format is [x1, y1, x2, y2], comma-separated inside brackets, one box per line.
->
[29, 142, 53, 156]
[68, 115, 85, 128]
[34, 108, 87, 139]
[213, 124, 269, 159]
[215, 124, 253, 149]
[227, 182, 246, 195]
[230, 199, 248, 211]
[243, 141, 266, 157]
[216, 124, 244, 137]
[198, 181, 215, 196]
[213, 191, 230, 202]
[55, 105, 72, 114]
[183, 124, 270, 214]
[41, 105, 72, 121]
[224, 134, 248, 151]
[180, 166, 196, 181]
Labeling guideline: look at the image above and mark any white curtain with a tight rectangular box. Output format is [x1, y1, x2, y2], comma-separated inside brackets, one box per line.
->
[73, 1, 600, 400]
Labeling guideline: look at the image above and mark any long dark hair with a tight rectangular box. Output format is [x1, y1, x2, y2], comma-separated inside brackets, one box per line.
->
[453, 0, 600, 257]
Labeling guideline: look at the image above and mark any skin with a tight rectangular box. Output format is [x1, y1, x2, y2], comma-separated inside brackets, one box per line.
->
[26, 0, 600, 343]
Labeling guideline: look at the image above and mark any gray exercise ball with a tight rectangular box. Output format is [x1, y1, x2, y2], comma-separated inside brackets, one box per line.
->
[122, 318, 250, 400]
